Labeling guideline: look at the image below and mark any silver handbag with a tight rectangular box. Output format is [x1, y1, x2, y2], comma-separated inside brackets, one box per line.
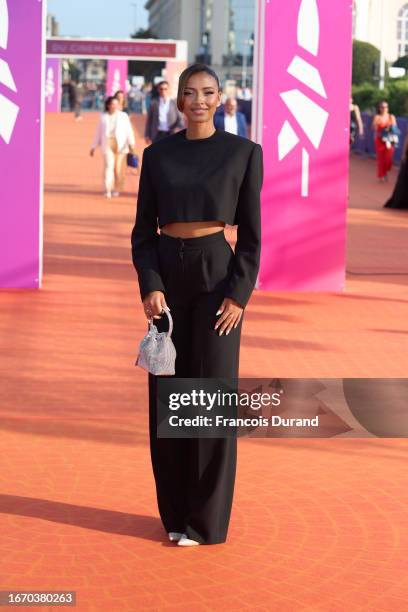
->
[135, 307, 177, 375]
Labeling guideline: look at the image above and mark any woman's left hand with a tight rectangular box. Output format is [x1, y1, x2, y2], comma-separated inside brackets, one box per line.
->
[214, 298, 243, 335]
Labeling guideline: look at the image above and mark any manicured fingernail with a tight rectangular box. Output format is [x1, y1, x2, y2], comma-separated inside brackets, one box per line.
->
[219, 330, 223, 336]
[216, 310, 222, 315]
[226, 330, 230, 335]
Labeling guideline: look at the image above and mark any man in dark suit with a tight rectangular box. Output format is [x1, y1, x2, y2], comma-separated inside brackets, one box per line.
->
[213, 97, 248, 138]
[144, 80, 185, 144]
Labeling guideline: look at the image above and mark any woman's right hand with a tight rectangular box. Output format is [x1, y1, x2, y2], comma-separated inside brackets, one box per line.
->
[143, 291, 169, 321]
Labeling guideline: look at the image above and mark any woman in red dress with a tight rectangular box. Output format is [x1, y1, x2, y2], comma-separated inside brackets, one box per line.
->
[372, 100, 397, 182]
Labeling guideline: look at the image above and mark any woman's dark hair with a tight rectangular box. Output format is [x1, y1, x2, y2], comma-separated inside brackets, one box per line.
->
[377, 99, 389, 114]
[176, 63, 221, 112]
[149, 82, 158, 99]
[104, 96, 117, 112]
[114, 89, 125, 98]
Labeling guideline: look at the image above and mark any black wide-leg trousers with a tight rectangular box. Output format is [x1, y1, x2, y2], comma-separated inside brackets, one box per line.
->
[147, 229, 244, 544]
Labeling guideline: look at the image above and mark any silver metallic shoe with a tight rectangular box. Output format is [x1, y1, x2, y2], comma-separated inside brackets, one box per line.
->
[177, 534, 200, 546]
[168, 532, 186, 542]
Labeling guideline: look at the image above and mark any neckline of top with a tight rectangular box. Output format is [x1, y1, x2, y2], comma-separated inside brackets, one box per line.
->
[180, 128, 220, 142]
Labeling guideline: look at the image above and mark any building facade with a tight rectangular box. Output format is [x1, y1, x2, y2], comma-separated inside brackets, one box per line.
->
[144, 0, 201, 64]
[46, 13, 59, 37]
[144, 0, 255, 86]
[353, 0, 408, 61]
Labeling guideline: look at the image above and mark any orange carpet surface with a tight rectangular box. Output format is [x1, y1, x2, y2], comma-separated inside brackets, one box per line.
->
[0, 113, 408, 611]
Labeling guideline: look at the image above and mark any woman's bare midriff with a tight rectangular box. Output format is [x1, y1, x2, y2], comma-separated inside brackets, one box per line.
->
[160, 220, 226, 238]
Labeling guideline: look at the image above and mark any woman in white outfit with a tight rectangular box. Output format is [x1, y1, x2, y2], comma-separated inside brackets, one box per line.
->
[90, 96, 136, 198]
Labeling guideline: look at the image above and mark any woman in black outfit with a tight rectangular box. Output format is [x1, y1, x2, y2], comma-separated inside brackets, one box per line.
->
[384, 132, 408, 209]
[131, 63, 264, 546]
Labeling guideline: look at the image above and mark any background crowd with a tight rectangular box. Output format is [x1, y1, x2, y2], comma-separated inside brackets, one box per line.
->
[86, 78, 253, 200]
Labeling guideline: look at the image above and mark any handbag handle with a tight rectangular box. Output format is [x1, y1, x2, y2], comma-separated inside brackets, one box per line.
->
[148, 306, 173, 336]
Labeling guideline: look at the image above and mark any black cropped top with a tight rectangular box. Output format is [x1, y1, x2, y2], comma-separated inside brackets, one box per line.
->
[130, 127, 264, 308]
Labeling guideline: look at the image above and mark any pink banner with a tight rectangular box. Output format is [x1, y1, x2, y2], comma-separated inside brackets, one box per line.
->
[106, 59, 127, 97]
[45, 57, 61, 112]
[258, 0, 352, 291]
[0, 0, 44, 288]
[46, 39, 177, 59]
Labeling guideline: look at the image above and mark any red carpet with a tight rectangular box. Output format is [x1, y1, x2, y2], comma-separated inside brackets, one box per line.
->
[0, 113, 407, 611]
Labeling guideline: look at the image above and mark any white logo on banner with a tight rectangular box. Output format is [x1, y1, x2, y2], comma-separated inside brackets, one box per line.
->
[111, 68, 121, 95]
[0, 0, 19, 144]
[45, 67, 55, 103]
[278, 0, 329, 197]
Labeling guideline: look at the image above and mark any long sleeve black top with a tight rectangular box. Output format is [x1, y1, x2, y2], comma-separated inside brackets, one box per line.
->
[130, 127, 264, 309]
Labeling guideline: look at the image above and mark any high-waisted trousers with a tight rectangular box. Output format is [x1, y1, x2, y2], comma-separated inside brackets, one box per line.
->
[148, 229, 243, 544]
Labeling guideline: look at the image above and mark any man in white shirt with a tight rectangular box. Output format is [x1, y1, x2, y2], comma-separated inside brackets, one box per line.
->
[158, 92, 171, 131]
[214, 96, 248, 139]
[224, 98, 239, 135]
[144, 80, 185, 143]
